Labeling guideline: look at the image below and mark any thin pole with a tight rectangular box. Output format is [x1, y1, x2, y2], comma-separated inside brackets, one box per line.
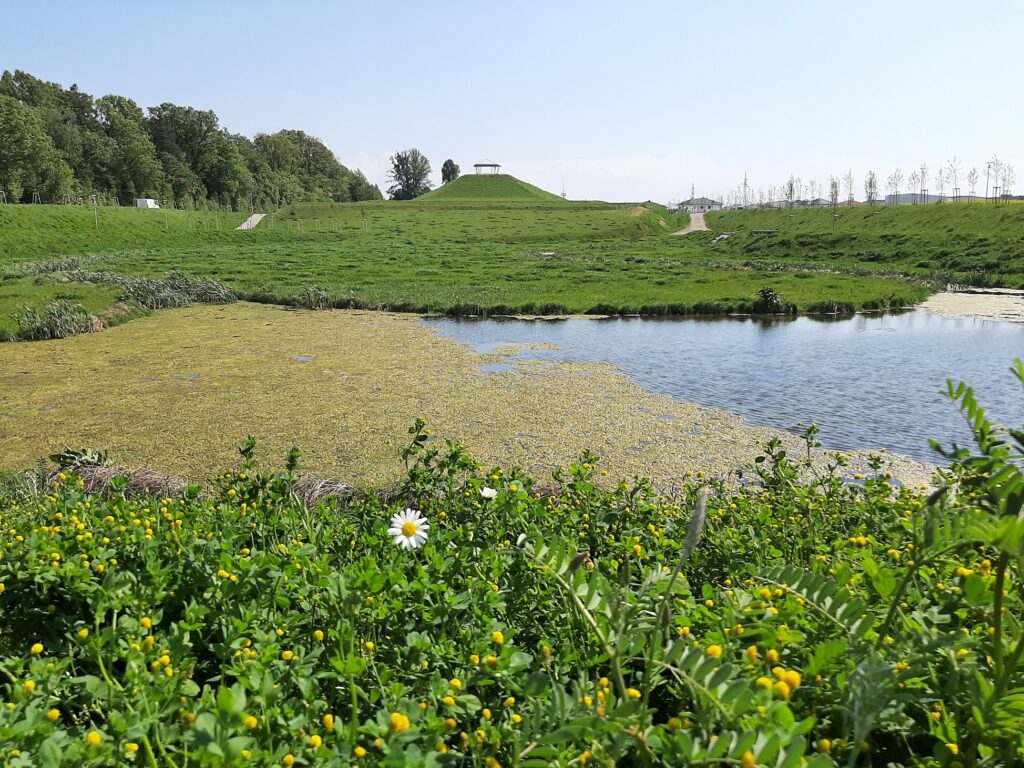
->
[92, 195, 99, 230]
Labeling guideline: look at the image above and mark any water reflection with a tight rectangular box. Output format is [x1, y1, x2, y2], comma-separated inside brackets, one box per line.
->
[425, 310, 1024, 463]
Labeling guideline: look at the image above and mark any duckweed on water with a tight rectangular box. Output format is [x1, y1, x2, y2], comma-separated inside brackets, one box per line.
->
[0, 303, 930, 487]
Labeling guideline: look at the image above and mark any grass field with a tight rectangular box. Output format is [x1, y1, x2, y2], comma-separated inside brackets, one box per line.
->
[707, 202, 1024, 287]
[6, 190, 1023, 337]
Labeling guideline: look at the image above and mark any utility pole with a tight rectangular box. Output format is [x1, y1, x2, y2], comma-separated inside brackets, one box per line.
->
[91, 195, 98, 230]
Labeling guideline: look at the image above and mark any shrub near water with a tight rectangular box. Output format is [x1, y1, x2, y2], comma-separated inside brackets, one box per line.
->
[1, 368, 1024, 765]
[10, 299, 90, 341]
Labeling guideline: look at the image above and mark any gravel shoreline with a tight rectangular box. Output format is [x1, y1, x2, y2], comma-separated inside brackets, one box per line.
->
[920, 290, 1024, 324]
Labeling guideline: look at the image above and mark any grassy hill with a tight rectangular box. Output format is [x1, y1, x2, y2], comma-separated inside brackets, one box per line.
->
[418, 173, 566, 203]
[14, 198, 1017, 338]
[706, 203, 1024, 287]
[275, 199, 673, 242]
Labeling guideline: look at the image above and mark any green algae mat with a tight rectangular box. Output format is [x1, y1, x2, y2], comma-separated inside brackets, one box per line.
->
[0, 303, 929, 487]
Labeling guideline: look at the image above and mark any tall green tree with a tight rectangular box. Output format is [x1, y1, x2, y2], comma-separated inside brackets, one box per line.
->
[441, 159, 460, 184]
[387, 148, 432, 200]
[0, 70, 107, 193]
[0, 69, 381, 208]
[0, 95, 72, 201]
[96, 95, 163, 202]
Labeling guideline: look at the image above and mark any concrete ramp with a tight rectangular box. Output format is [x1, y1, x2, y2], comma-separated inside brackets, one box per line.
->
[236, 213, 267, 230]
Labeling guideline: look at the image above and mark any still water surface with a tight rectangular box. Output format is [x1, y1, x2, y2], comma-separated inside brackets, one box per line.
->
[424, 311, 1024, 464]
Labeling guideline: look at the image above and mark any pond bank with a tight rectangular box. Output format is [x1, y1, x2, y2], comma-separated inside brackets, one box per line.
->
[0, 303, 932, 489]
[919, 289, 1024, 324]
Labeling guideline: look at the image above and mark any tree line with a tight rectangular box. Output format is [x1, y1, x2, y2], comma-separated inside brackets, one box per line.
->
[0, 69, 381, 209]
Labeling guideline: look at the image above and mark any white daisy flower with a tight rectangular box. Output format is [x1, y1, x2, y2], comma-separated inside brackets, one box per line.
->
[480, 487, 498, 499]
[388, 508, 429, 550]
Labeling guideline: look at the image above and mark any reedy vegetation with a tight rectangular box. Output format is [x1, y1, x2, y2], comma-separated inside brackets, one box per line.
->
[0, 365, 1022, 766]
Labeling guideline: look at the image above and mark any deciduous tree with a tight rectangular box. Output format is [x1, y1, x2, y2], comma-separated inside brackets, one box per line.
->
[0, 95, 71, 201]
[387, 148, 432, 200]
[441, 159, 460, 184]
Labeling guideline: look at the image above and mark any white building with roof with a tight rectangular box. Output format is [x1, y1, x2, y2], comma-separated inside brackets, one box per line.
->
[678, 196, 721, 213]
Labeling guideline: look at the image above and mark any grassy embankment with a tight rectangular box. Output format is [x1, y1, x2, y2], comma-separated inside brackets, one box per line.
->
[706, 203, 1024, 287]
[8, 181, 1022, 335]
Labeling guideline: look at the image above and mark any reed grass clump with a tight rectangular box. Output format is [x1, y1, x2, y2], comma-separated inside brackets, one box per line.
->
[10, 299, 90, 340]
[66, 269, 236, 309]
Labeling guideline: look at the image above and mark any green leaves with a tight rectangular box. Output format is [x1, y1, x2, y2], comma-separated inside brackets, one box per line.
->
[2, 413, 1024, 766]
[762, 565, 874, 640]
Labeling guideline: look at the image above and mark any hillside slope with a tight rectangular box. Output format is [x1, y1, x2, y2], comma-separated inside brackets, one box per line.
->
[419, 174, 566, 203]
[705, 203, 1024, 287]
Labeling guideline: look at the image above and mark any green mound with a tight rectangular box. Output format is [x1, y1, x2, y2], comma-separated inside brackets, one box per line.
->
[419, 173, 566, 202]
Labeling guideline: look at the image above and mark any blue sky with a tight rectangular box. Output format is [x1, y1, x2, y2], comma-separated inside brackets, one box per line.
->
[2, 0, 1021, 202]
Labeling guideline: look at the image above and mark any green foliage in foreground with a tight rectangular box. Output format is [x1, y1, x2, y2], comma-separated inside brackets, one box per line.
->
[2, 368, 1024, 766]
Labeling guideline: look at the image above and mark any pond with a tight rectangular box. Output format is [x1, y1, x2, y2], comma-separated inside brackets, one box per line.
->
[424, 310, 1024, 464]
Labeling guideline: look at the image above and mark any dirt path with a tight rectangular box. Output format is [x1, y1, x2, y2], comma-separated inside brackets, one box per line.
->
[670, 212, 708, 236]
[235, 213, 266, 230]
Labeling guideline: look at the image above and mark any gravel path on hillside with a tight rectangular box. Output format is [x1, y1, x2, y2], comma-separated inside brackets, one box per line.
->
[235, 213, 266, 230]
[669, 212, 708, 235]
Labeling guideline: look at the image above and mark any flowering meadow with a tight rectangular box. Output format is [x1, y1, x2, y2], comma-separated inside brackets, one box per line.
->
[1, 366, 1023, 767]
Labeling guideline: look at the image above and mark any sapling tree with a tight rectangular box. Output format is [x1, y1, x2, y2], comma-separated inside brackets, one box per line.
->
[907, 171, 920, 204]
[1000, 163, 1015, 199]
[934, 167, 947, 202]
[946, 156, 962, 201]
[864, 170, 878, 205]
[967, 167, 979, 203]
[843, 169, 855, 204]
[886, 168, 903, 204]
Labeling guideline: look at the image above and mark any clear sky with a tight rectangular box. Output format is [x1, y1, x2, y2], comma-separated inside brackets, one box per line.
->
[2, 0, 1021, 203]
